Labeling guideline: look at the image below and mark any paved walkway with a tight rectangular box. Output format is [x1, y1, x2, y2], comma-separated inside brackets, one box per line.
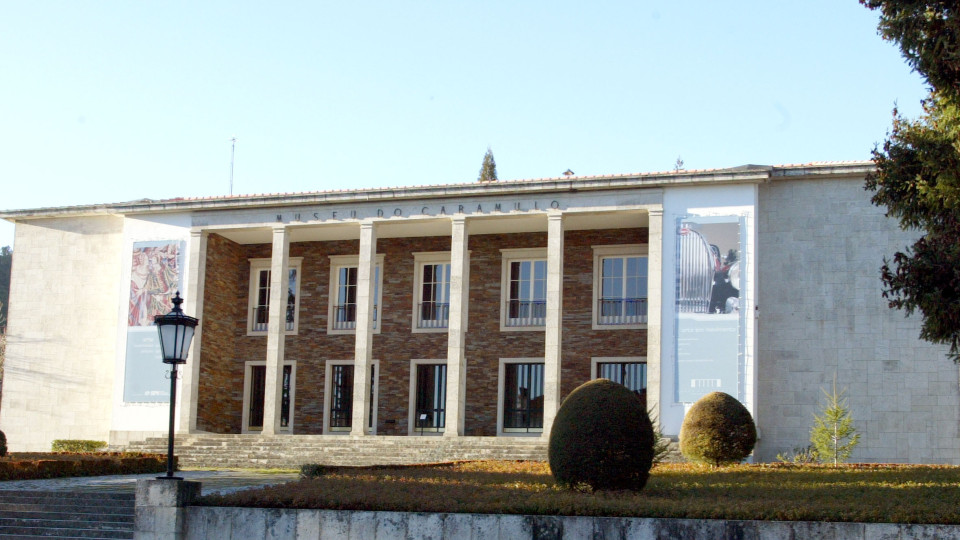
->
[0, 469, 300, 495]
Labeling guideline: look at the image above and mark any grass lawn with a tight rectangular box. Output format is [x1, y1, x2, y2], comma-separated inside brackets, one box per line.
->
[197, 461, 960, 524]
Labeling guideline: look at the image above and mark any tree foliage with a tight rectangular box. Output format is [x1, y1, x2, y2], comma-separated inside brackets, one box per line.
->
[810, 378, 861, 466]
[862, 1, 960, 360]
[861, 1, 960, 98]
[477, 148, 498, 182]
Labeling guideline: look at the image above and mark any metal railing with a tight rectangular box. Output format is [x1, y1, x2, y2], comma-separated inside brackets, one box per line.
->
[597, 298, 648, 325]
[417, 302, 450, 329]
[331, 304, 378, 331]
[505, 300, 546, 327]
[251, 307, 295, 332]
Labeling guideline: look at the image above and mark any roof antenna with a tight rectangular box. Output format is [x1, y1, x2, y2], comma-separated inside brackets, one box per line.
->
[229, 136, 237, 196]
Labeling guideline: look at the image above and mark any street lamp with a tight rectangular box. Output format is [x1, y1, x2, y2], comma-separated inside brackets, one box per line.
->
[154, 292, 198, 480]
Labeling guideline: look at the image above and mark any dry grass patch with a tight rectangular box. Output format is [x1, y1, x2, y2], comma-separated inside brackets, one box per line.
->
[198, 461, 960, 524]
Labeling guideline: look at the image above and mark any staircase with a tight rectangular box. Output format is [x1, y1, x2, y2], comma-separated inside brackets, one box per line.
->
[0, 491, 134, 539]
[125, 434, 550, 469]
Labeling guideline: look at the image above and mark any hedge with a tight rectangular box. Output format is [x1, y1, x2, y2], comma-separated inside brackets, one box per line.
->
[0, 453, 172, 480]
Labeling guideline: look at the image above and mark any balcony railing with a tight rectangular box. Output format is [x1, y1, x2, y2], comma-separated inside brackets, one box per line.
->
[251, 307, 295, 332]
[597, 297, 648, 325]
[331, 304, 378, 331]
[417, 302, 450, 329]
[505, 299, 546, 327]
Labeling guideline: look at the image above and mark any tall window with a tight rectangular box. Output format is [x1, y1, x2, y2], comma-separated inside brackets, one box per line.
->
[412, 363, 447, 434]
[500, 361, 544, 433]
[501, 248, 548, 329]
[595, 360, 647, 406]
[324, 361, 378, 433]
[592, 245, 648, 329]
[328, 255, 384, 334]
[247, 258, 302, 335]
[243, 362, 295, 433]
[413, 252, 456, 332]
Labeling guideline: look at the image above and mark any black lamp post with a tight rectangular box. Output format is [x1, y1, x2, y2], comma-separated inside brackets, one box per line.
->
[154, 292, 198, 480]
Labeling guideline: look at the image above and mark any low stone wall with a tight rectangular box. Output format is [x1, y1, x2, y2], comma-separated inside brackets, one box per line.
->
[181, 507, 960, 539]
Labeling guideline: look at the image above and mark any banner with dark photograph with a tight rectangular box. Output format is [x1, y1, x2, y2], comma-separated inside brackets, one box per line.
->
[123, 240, 183, 402]
[675, 216, 745, 403]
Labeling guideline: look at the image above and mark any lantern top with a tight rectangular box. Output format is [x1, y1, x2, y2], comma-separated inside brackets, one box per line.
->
[154, 292, 198, 365]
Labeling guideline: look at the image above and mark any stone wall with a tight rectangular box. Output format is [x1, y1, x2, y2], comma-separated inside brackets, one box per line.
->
[756, 176, 960, 462]
[0, 216, 124, 451]
[197, 228, 646, 436]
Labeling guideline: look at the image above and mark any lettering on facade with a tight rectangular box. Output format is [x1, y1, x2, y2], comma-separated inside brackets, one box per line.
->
[266, 199, 563, 225]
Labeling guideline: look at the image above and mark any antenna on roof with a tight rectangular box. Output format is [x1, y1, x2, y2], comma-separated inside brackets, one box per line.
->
[229, 136, 237, 196]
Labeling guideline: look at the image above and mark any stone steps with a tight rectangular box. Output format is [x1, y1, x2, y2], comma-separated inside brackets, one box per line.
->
[124, 433, 683, 469]
[0, 491, 134, 539]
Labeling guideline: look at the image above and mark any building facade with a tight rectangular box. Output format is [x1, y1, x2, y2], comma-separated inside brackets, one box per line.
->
[2, 162, 957, 463]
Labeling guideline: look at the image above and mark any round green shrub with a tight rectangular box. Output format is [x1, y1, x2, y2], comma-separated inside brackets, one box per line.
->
[679, 391, 756, 466]
[0, 430, 6, 457]
[548, 378, 655, 491]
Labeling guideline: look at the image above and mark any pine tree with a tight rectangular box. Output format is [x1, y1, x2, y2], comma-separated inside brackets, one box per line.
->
[477, 148, 498, 182]
[810, 377, 861, 466]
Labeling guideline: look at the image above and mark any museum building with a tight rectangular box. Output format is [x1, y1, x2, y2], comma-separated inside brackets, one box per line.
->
[2, 161, 958, 463]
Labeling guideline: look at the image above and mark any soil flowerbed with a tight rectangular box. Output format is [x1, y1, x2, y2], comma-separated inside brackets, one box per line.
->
[198, 461, 960, 524]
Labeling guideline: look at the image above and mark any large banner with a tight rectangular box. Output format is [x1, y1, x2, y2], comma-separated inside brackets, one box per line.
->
[675, 216, 745, 403]
[124, 240, 183, 403]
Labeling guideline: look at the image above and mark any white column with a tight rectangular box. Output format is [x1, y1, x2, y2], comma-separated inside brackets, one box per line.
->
[444, 217, 469, 437]
[542, 211, 564, 438]
[351, 221, 377, 436]
[262, 225, 290, 435]
[646, 208, 664, 425]
[178, 230, 207, 434]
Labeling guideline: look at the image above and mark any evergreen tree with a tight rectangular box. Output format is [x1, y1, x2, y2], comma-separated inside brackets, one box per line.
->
[477, 148, 498, 182]
[861, 1, 960, 360]
[810, 378, 861, 466]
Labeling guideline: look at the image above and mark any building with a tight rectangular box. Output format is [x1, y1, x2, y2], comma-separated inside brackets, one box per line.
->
[1, 161, 956, 463]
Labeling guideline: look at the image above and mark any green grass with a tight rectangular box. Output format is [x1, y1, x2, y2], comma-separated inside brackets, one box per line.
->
[198, 461, 960, 524]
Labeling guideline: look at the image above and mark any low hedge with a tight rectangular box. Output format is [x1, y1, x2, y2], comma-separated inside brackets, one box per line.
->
[51, 439, 108, 453]
[0, 452, 172, 480]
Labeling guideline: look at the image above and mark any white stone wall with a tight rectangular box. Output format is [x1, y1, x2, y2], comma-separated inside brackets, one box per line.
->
[756, 175, 960, 463]
[1, 216, 124, 451]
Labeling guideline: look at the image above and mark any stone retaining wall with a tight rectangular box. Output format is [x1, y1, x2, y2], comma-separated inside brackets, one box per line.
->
[181, 507, 960, 539]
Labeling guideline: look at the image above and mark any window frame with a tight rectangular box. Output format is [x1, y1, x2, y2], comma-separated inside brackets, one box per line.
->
[407, 359, 448, 436]
[327, 254, 385, 335]
[411, 252, 469, 334]
[496, 358, 545, 436]
[322, 359, 379, 434]
[241, 360, 297, 434]
[246, 257, 303, 336]
[591, 244, 649, 330]
[499, 248, 548, 332]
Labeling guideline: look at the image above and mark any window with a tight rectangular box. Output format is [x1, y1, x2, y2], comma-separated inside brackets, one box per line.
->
[247, 258, 302, 335]
[327, 254, 384, 334]
[592, 245, 648, 329]
[323, 360, 379, 434]
[242, 361, 296, 433]
[500, 248, 547, 330]
[412, 252, 462, 332]
[408, 360, 447, 435]
[498, 359, 544, 435]
[592, 357, 647, 407]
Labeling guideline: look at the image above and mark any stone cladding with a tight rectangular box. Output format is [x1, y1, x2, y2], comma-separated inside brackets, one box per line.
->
[197, 228, 646, 437]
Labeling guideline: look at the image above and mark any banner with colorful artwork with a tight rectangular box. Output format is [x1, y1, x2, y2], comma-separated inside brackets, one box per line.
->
[675, 216, 745, 403]
[124, 240, 183, 402]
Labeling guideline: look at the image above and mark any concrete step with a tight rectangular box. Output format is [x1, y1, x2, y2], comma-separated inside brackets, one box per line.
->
[0, 492, 133, 540]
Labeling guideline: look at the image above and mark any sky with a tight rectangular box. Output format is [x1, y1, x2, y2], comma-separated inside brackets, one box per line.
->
[0, 1, 929, 249]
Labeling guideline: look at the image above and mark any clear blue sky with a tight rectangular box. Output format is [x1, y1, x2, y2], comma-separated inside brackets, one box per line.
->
[0, 1, 928, 249]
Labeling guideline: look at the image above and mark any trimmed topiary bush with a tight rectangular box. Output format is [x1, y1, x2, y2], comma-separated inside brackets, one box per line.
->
[549, 378, 655, 491]
[0, 430, 7, 457]
[680, 391, 757, 466]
